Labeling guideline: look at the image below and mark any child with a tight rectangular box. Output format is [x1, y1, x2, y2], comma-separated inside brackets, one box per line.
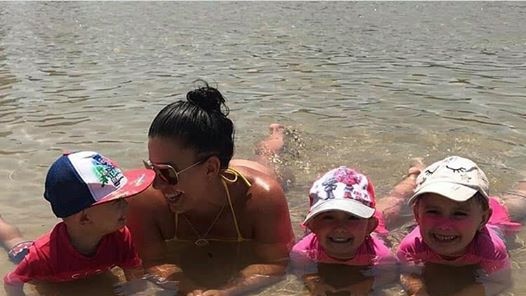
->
[397, 156, 522, 296]
[2, 151, 155, 296]
[291, 166, 401, 295]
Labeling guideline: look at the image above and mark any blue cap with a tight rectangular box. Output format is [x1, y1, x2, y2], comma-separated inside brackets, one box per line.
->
[44, 151, 154, 218]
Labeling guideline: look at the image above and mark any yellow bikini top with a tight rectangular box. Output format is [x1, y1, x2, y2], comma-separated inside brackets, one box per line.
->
[174, 167, 252, 244]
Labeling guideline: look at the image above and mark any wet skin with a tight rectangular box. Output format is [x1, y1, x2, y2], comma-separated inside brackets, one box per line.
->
[413, 193, 490, 259]
[85, 198, 129, 235]
[126, 137, 294, 294]
[308, 210, 377, 260]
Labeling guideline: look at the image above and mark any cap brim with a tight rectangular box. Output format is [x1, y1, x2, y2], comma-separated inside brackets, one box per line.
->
[93, 169, 155, 205]
[408, 181, 481, 204]
[303, 198, 375, 225]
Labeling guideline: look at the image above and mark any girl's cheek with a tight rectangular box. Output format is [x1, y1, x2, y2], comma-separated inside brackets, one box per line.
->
[420, 215, 472, 229]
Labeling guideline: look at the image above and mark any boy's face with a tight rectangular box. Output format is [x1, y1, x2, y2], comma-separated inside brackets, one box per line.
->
[308, 210, 377, 260]
[85, 198, 129, 234]
[414, 193, 490, 259]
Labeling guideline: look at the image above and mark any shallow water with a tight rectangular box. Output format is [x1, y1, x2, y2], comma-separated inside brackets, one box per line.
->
[0, 2, 525, 295]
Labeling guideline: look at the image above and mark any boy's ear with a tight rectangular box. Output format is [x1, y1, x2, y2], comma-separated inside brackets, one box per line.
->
[479, 208, 492, 231]
[78, 210, 92, 225]
[367, 216, 379, 234]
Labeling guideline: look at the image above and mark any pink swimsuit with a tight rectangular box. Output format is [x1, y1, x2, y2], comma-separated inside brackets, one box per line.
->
[292, 232, 395, 267]
[397, 196, 519, 274]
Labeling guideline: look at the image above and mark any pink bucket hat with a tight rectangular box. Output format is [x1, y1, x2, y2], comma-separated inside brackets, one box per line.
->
[409, 155, 489, 204]
[303, 166, 376, 225]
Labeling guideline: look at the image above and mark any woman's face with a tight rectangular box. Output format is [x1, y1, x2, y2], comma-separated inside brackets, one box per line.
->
[414, 193, 490, 259]
[147, 137, 209, 213]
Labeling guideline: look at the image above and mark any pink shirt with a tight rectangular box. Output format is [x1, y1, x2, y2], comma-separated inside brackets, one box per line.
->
[396, 196, 517, 274]
[291, 231, 398, 290]
[4, 222, 142, 285]
[397, 225, 510, 273]
[291, 210, 394, 268]
[292, 233, 395, 267]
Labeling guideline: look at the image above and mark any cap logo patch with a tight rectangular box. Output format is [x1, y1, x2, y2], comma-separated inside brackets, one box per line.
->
[92, 154, 124, 187]
[314, 168, 372, 206]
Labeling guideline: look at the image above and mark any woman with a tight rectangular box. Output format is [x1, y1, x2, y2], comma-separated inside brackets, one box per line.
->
[126, 81, 294, 296]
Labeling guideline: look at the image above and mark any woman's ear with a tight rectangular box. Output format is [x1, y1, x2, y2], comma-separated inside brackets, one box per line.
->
[367, 217, 379, 234]
[205, 155, 221, 177]
[479, 208, 492, 231]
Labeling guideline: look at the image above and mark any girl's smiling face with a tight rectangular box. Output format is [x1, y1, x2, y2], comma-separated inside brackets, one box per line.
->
[308, 210, 377, 260]
[414, 193, 491, 259]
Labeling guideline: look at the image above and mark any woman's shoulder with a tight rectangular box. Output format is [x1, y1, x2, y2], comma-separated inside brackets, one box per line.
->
[229, 159, 277, 180]
[230, 160, 284, 195]
[229, 160, 288, 211]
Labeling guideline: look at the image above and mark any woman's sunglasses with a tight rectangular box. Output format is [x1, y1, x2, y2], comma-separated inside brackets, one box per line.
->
[143, 158, 207, 185]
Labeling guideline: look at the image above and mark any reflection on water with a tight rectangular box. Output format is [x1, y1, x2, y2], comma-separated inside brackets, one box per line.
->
[0, 1, 525, 295]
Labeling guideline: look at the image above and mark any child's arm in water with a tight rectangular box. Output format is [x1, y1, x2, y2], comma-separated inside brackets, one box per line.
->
[4, 282, 25, 296]
[400, 268, 486, 296]
[400, 272, 428, 296]
[303, 273, 337, 295]
[400, 262, 511, 296]
[123, 267, 146, 281]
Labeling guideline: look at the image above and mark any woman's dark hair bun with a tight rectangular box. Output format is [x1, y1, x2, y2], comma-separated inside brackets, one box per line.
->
[186, 80, 228, 114]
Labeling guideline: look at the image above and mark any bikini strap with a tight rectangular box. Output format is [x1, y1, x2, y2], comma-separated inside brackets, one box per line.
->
[221, 167, 252, 187]
[220, 177, 244, 242]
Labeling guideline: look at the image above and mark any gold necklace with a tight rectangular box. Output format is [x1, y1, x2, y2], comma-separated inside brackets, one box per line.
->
[182, 203, 226, 247]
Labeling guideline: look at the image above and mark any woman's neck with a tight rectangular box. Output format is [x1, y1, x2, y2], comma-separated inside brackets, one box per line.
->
[198, 177, 231, 214]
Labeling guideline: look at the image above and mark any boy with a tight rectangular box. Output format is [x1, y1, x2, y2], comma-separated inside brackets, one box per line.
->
[3, 151, 154, 296]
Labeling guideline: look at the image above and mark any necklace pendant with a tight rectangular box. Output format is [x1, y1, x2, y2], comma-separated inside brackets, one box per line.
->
[195, 238, 209, 247]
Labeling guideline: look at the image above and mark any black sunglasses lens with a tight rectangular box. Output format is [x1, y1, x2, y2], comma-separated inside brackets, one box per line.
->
[158, 167, 178, 185]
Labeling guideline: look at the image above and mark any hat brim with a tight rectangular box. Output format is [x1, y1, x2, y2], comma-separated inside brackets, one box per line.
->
[92, 169, 155, 205]
[303, 198, 375, 225]
[408, 181, 484, 204]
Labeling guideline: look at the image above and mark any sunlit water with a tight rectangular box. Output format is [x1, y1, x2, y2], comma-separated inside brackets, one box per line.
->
[0, 2, 525, 295]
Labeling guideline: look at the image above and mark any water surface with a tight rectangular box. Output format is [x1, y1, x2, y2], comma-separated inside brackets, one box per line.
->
[1, 2, 525, 295]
